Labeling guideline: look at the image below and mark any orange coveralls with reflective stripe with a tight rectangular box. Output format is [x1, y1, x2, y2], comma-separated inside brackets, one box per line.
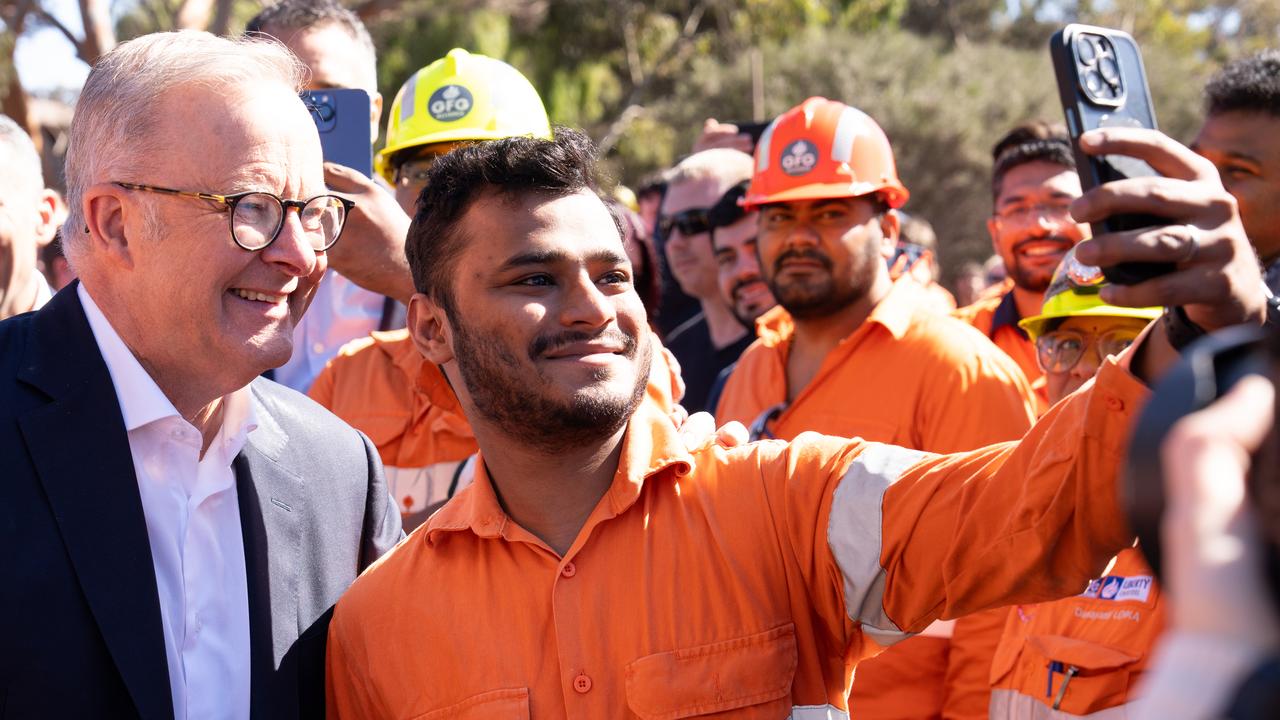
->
[327, 357, 1146, 719]
[714, 279, 1039, 718]
[309, 329, 684, 528]
[953, 279, 1049, 411]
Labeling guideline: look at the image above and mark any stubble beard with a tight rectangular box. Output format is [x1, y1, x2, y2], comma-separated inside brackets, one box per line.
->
[451, 315, 653, 455]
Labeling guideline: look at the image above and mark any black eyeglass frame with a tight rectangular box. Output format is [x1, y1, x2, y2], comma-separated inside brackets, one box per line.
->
[114, 181, 355, 252]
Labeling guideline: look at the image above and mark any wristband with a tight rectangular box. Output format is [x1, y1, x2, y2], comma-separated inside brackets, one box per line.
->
[1163, 306, 1207, 352]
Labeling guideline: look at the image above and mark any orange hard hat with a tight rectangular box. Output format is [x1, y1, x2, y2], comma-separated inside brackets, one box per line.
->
[744, 96, 908, 210]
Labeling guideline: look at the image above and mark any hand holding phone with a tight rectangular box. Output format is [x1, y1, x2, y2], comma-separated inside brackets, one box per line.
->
[1050, 24, 1174, 285]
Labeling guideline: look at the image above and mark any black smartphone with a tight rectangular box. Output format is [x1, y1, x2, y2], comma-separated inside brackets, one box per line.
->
[725, 120, 772, 150]
[301, 88, 373, 178]
[1050, 24, 1173, 285]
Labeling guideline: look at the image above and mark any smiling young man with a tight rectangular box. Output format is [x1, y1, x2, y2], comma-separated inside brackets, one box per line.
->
[955, 121, 1087, 405]
[323, 120, 1268, 718]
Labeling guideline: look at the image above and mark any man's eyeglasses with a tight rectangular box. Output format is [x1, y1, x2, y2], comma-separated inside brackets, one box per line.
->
[994, 200, 1075, 226]
[394, 158, 435, 189]
[114, 182, 353, 252]
[1036, 328, 1140, 373]
[658, 207, 711, 238]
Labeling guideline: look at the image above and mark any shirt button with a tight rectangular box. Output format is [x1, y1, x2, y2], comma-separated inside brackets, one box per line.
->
[573, 674, 592, 694]
[561, 562, 577, 578]
[312, 342, 325, 354]
[1105, 396, 1125, 412]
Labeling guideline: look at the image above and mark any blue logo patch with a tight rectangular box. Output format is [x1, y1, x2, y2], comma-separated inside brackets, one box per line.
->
[428, 85, 474, 122]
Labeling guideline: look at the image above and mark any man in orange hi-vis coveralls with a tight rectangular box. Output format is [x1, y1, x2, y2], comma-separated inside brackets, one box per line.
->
[713, 97, 1038, 719]
[324, 126, 1268, 719]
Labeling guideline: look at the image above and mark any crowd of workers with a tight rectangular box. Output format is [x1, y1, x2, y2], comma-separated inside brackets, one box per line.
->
[1, 0, 1279, 718]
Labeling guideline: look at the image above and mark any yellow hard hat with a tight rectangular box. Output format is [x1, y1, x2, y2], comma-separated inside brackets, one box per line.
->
[376, 48, 552, 183]
[1019, 248, 1161, 340]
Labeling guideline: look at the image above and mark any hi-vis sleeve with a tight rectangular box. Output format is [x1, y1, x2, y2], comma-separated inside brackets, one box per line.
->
[789, 356, 1147, 655]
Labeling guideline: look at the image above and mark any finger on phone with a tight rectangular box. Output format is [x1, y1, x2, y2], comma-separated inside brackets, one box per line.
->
[1074, 224, 1226, 268]
[1098, 263, 1228, 309]
[1071, 176, 1229, 225]
[1078, 127, 1214, 181]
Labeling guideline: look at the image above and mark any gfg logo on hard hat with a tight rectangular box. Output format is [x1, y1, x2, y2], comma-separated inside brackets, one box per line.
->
[780, 139, 818, 177]
[428, 85, 474, 122]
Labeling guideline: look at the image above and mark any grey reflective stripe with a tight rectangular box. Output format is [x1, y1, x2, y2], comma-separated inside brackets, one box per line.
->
[827, 442, 931, 647]
[756, 118, 780, 172]
[830, 107, 865, 162]
[400, 72, 418, 123]
[988, 688, 1134, 719]
[789, 705, 850, 720]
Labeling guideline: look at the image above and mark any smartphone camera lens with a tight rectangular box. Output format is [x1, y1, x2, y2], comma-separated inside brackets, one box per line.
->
[1076, 36, 1098, 65]
[1084, 68, 1104, 95]
[1099, 56, 1121, 85]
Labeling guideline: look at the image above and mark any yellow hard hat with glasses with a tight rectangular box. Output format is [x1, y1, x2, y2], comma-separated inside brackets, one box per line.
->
[1019, 247, 1161, 341]
[375, 48, 553, 183]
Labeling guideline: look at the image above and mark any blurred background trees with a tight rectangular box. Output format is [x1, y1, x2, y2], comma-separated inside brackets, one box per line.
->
[2, 0, 1276, 277]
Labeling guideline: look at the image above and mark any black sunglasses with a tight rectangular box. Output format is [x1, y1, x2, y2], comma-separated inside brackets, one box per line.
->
[658, 207, 711, 238]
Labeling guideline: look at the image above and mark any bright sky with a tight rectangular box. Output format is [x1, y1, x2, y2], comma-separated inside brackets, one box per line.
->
[13, 0, 104, 95]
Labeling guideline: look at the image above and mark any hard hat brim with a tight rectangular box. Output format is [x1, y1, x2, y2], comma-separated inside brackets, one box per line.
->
[742, 180, 908, 211]
[1019, 305, 1162, 341]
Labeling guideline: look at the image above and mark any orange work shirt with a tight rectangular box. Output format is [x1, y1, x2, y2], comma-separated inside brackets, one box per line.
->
[988, 548, 1165, 718]
[714, 279, 1038, 718]
[953, 279, 1048, 411]
[310, 329, 685, 529]
[327, 351, 1146, 720]
[717, 279, 1038, 453]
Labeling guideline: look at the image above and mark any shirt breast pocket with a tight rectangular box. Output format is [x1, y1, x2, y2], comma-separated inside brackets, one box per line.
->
[409, 687, 529, 720]
[625, 623, 798, 720]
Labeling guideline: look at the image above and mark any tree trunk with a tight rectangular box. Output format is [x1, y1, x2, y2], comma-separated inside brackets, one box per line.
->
[78, 0, 115, 63]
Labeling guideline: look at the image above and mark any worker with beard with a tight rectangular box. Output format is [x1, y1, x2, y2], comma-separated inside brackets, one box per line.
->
[955, 121, 1087, 408]
[324, 123, 1269, 719]
[714, 97, 1038, 719]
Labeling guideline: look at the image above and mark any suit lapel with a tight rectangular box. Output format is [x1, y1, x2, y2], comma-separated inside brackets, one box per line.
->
[236, 389, 302, 718]
[17, 283, 174, 720]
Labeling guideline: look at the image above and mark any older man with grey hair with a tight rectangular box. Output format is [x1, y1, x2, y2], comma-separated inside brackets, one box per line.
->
[0, 113, 58, 320]
[658, 148, 756, 413]
[0, 30, 401, 719]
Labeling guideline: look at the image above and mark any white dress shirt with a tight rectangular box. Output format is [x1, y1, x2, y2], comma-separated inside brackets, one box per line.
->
[79, 284, 254, 720]
[273, 269, 386, 392]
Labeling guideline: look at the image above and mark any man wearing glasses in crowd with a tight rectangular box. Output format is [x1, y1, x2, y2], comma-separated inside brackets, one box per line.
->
[0, 31, 401, 719]
[955, 121, 1088, 410]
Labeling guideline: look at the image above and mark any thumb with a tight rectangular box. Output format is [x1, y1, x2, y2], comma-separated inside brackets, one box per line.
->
[323, 162, 371, 193]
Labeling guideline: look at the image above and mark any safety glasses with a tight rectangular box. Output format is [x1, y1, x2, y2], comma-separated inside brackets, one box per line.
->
[1036, 328, 1141, 373]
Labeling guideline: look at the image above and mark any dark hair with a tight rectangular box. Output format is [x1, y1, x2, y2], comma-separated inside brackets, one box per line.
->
[707, 180, 749, 232]
[246, 0, 374, 57]
[406, 127, 598, 305]
[990, 120, 1075, 202]
[1204, 50, 1280, 118]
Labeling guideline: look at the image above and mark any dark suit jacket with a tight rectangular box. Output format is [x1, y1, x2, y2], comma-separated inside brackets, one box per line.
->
[0, 283, 404, 719]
